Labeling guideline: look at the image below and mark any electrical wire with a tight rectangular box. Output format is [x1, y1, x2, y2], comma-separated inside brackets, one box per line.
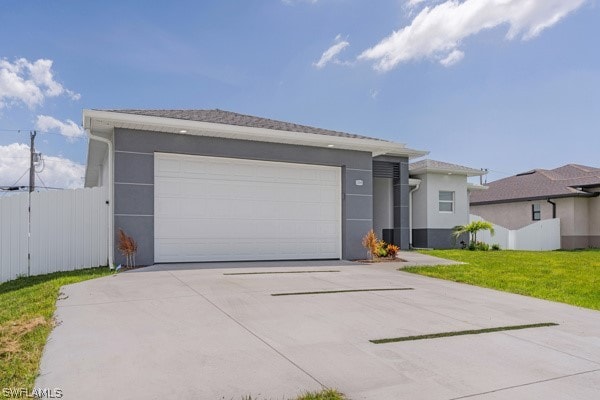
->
[0, 168, 30, 197]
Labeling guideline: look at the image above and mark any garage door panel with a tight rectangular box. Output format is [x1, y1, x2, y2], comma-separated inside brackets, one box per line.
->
[154, 153, 341, 262]
[156, 218, 339, 240]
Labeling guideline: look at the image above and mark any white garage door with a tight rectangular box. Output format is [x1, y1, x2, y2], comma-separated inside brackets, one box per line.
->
[154, 153, 341, 262]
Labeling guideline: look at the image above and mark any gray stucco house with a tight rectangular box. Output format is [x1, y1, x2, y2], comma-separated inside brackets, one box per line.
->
[84, 109, 429, 265]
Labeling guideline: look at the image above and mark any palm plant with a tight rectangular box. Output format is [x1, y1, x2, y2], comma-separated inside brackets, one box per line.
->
[452, 221, 495, 244]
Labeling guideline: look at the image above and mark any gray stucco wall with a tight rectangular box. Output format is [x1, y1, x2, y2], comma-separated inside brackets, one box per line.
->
[113, 128, 374, 265]
[412, 228, 465, 249]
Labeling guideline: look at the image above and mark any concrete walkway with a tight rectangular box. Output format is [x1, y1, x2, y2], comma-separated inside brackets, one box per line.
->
[36, 260, 600, 399]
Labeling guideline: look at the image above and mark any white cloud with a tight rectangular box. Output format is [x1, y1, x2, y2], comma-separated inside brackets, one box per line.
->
[313, 34, 350, 69]
[440, 49, 464, 67]
[35, 115, 84, 142]
[359, 0, 586, 71]
[0, 58, 80, 108]
[0, 143, 84, 189]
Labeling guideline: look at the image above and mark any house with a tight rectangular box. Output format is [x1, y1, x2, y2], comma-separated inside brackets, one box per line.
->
[84, 109, 429, 265]
[470, 164, 600, 249]
[407, 159, 487, 249]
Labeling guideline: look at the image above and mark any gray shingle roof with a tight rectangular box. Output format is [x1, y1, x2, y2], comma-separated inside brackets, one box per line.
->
[104, 109, 386, 141]
[410, 159, 485, 176]
[470, 164, 600, 204]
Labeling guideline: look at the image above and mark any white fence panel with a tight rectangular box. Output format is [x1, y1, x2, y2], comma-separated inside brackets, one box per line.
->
[0, 187, 109, 283]
[30, 187, 109, 275]
[470, 214, 509, 248]
[0, 193, 29, 282]
[513, 218, 561, 251]
[470, 214, 560, 251]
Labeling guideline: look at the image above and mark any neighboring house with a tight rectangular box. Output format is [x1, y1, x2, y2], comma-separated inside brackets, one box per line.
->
[470, 164, 600, 249]
[84, 109, 428, 265]
[406, 160, 487, 249]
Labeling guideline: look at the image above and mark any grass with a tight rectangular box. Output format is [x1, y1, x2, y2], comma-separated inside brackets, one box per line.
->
[242, 389, 345, 400]
[405, 249, 600, 310]
[0, 268, 112, 393]
[370, 322, 559, 344]
[271, 288, 414, 296]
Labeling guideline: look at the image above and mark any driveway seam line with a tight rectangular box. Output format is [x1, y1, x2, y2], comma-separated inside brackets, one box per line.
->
[447, 368, 600, 399]
[167, 271, 326, 389]
[502, 332, 600, 367]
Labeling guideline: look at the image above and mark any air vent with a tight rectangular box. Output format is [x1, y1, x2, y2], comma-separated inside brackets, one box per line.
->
[373, 161, 399, 178]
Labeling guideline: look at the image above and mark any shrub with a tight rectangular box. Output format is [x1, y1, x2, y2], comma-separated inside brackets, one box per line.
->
[386, 244, 400, 258]
[468, 242, 476, 251]
[475, 241, 490, 251]
[376, 240, 388, 257]
[361, 230, 378, 259]
[491, 244, 501, 251]
[117, 229, 138, 268]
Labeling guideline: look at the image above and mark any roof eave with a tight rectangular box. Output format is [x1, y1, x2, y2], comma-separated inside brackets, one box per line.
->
[83, 109, 428, 159]
[470, 192, 596, 206]
[410, 167, 485, 177]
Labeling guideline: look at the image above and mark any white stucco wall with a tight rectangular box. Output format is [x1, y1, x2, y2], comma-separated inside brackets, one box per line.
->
[412, 173, 470, 229]
[99, 150, 109, 188]
[411, 174, 428, 229]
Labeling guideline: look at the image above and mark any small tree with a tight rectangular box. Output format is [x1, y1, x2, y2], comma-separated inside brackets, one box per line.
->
[361, 229, 379, 260]
[452, 221, 495, 245]
[117, 229, 138, 268]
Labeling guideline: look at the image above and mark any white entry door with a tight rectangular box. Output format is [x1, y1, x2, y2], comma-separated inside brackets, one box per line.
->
[154, 153, 341, 262]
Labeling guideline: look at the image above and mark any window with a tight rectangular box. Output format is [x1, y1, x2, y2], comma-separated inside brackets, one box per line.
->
[532, 204, 541, 221]
[439, 191, 454, 212]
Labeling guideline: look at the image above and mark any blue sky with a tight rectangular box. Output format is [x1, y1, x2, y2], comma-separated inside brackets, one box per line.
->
[1, 0, 598, 188]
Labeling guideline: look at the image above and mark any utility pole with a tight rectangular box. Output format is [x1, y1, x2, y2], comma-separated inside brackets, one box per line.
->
[29, 130, 37, 192]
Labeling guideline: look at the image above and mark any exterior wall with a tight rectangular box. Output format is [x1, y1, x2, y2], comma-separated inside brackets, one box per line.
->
[589, 195, 600, 247]
[99, 151, 109, 188]
[411, 175, 428, 229]
[471, 196, 600, 249]
[470, 200, 555, 230]
[373, 177, 393, 240]
[113, 128, 375, 265]
[411, 173, 470, 248]
[394, 159, 411, 250]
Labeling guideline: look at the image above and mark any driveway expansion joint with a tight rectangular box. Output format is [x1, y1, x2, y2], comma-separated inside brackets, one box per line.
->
[447, 368, 600, 400]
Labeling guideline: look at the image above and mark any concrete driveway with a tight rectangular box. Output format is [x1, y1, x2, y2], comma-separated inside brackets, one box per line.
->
[36, 259, 600, 399]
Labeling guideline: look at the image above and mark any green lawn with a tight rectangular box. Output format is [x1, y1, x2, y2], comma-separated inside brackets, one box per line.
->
[404, 250, 600, 310]
[0, 268, 112, 393]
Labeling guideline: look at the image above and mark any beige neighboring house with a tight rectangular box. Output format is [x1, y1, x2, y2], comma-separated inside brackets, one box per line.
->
[470, 164, 600, 249]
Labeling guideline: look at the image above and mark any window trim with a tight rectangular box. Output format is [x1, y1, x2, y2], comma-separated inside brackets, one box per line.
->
[532, 203, 541, 221]
[439, 190, 455, 213]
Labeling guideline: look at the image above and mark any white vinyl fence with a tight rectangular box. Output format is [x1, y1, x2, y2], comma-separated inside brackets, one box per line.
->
[0, 187, 109, 283]
[470, 214, 561, 251]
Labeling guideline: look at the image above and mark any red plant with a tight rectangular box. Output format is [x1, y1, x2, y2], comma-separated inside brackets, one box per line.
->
[361, 230, 379, 260]
[117, 229, 138, 268]
[386, 244, 400, 258]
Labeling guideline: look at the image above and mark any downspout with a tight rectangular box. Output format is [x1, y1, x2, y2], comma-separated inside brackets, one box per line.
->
[409, 180, 421, 248]
[87, 129, 114, 267]
[547, 198, 556, 219]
